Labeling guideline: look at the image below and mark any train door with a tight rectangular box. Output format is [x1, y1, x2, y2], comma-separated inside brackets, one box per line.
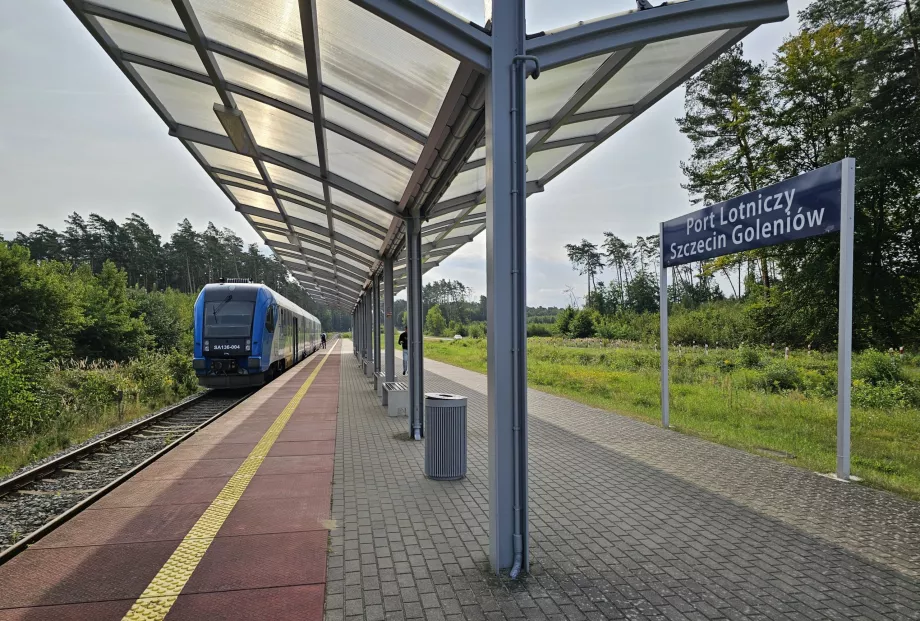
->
[293, 317, 299, 363]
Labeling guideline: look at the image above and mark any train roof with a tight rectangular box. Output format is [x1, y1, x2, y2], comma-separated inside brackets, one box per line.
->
[200, 282, 320, 324]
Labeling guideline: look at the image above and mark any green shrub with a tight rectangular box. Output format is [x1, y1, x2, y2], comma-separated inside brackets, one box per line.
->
[72, 368, 122, 409]
[801, 369, 836, 398]
[166, 350, 199, 396]
[760, 361, 802, 392]
[528, 323, 552, 337]
[570, 310, 596, 338]
[554, 307, 576, 336]
[738, 345, 761, 368]
[0, 334, 55, 437]
[127, 353, 174, 402]
[853, 350, 904, 386]
[852, 380, 918, 409]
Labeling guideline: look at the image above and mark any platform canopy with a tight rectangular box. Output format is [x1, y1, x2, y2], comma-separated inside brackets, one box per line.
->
[66, 0, 788, 311]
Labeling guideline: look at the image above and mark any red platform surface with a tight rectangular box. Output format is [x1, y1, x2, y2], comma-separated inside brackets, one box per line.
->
[0, 350, 341, 621]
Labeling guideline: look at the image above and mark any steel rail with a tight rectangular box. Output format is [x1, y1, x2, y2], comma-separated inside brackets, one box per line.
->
[0, 391, 252, 565]
[0, 391, 230, 499]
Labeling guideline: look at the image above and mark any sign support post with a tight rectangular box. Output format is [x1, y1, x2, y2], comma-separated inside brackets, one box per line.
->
[659, 222, 669, 428]
[836, 158, 856, 480]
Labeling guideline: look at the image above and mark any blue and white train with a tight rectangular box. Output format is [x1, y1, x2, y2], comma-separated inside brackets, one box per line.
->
[192, 280, 321, 388]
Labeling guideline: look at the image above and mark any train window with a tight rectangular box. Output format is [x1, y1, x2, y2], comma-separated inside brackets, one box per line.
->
[265, 305, 275, 333]
[204, 299, 254, 338]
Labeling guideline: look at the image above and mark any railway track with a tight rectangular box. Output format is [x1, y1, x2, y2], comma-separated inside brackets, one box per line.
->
[0, 389, 253, 562]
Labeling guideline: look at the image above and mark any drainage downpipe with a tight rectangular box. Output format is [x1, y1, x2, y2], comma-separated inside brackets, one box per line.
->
[508, 54, 538, 581]
[411, 214, 423, 442]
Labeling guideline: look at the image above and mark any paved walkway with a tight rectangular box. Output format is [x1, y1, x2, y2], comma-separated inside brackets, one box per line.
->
[328, 343, 920, 620]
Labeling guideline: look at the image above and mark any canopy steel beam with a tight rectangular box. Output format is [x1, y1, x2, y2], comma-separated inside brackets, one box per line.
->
[170, 125, 401, 217]
[542, 27, 751, 185]
[299, 0, 342, 302]
[526, 47, 642, 153]
[398, 65, 486, 219]
[527, 0, 789, 70]
[347, 0, 491, 72]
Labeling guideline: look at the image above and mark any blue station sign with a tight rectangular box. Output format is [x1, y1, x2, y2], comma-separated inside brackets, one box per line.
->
[662, 161, 844, 267]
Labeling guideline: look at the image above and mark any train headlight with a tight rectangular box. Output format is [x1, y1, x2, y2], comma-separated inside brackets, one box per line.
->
[204, 340, 210, 352]
[245, 338, 251, 350]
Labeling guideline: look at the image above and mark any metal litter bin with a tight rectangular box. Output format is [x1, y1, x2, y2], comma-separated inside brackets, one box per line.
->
[424, 393, 467, 480]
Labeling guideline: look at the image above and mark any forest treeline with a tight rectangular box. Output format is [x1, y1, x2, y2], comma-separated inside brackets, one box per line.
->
[560, 0, 920, 350]
[9, 212, 350, 331]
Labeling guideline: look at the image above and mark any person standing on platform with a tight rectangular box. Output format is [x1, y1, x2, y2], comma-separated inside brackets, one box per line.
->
[399, 328, 409, 375]
[321, 332, 326, 349]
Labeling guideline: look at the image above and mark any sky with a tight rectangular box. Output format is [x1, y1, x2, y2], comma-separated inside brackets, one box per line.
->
[0, 0, 809, 308]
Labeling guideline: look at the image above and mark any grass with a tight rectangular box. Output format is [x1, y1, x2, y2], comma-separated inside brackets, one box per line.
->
[0, 398, 183, 478]
[422, 337, 920, 500]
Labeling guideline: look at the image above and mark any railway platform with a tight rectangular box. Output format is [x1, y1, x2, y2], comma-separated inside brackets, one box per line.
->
[0, 342, 342, 620]
[1, 339, 920, 620]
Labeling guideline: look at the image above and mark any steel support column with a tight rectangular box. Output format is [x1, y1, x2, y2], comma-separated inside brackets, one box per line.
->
[384, 256, 396, 383]
[406, 216, 424, 440]
[374, 273, 382, 374]
[485, 0, 528, 576]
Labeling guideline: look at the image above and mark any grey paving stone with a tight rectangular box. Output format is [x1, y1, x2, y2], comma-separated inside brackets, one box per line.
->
[325, 345, 920, 620]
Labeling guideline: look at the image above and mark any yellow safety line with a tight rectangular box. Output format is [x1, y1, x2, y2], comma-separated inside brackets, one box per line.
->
[122, 342, 338, 621]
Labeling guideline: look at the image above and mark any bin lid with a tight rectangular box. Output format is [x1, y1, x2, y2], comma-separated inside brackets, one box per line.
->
[424, 393, 467, 401]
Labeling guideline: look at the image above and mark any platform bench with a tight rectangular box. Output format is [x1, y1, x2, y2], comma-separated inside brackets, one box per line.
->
[384, 382, 408, 417]
[375, 372, 386, 396]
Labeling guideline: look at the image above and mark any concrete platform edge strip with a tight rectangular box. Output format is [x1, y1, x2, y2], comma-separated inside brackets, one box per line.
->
[121, 342, 339, 621]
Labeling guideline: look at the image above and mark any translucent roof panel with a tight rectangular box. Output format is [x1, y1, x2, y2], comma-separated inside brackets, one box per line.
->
[234, 95, 319, 164]
[550, 117, 620, 141]
[330, 190, 393, 228]
[298, 228, 330, 244]
[248, 214, 286, 229]
[215, 54, 312, 112]
[440, 167, 485, 202]
[334, 220, 384, 252]
[194, 144, 260, 177]
[262, 230, 293, 245]
[97, 18, 205, 74]
[92, 0, 183, 29]
[325, 132, 412, 202]
[281, 199, 328, 227]
[449, 223, 484, 239]
[315, 0, 459, 135]
[324, 98, 423, 162]
[227, 186, 279, 212]
[580, 30, 727, 113]
[333, 210, 380, 235]
[132, 64, 225, 134]
[526, 145, 581, 181]
[265, 163, 324, 200]
[188, 0, 308, 78]
[336, 253, 371, 272]
[526, 54, 609, 124]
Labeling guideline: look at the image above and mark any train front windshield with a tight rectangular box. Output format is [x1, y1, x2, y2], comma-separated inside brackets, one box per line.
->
[204, 299, 254, 338]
